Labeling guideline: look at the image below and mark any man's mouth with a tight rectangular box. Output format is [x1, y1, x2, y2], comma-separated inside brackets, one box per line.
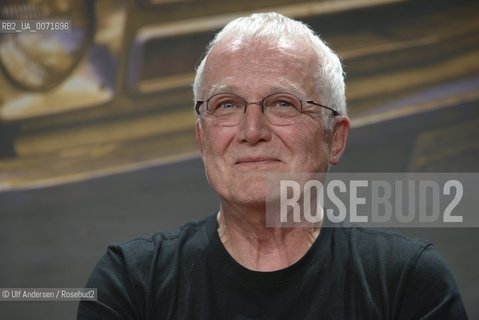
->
[235, 157, 281, 165]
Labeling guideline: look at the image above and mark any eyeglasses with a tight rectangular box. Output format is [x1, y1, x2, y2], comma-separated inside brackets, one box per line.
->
[195, 92, 339, 126]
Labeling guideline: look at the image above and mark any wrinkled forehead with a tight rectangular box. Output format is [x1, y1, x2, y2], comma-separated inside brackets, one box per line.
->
[216, 34, 304, 54]
[200, 37, 319, 97]
[207, 35, 316, 70]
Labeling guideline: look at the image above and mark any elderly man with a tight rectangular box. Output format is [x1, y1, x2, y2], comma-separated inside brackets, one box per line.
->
[77, 12, 467, 319]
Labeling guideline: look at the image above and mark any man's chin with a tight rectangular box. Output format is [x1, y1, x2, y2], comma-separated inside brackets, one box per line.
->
[228, 179, 269, 205]
[210, 172, 280, 206]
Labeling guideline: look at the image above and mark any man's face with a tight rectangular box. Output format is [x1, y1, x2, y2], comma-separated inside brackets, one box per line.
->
[196, 38, 349, 206]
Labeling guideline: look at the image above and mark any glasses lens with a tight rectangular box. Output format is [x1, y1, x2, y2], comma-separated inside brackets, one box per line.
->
[263, 93, 302, 125]
[206, 93, 245, 125]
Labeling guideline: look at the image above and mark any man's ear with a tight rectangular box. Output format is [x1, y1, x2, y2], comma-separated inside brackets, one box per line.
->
[329, 116, 350, 165]
[195, 119, 205, 158]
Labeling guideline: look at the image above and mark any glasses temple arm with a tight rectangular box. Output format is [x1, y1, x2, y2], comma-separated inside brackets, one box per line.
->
[195, 101, 205, 115]
[306, 101, 340, 116]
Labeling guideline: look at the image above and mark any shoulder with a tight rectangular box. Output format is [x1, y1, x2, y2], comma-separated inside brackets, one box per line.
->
[330, 226, 435, 293]
[330, 226, 467, 318]
[343, 227, 453, 285]
[104, 215, 212, 266]
[88, 215, 213, 286]
[78, 215, 213, 319]
[333, 225, 433, 264]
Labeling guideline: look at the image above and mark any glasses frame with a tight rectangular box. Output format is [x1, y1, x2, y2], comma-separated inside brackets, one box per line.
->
[194, 92, 340, 118]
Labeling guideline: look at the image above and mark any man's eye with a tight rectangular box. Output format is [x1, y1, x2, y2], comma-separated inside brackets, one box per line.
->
[221, 101, 237, 109]
[278, 100, 293, 108]
[271, 99, 295, 108]
[211, 100, 240, 113]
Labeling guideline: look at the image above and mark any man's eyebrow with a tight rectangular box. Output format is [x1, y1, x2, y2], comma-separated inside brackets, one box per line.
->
[269, 85, 306, 98]
[207, 84, 307, 98]
[208, 85, 239, 97]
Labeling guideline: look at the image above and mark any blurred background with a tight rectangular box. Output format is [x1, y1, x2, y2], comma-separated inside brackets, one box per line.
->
[0, 0, 478, 318]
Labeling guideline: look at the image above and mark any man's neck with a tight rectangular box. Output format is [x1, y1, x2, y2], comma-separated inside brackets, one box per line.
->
[216, 207, 320, 272]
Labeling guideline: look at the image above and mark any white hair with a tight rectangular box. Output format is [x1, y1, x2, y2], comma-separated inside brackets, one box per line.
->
[193, 12, 347, 127]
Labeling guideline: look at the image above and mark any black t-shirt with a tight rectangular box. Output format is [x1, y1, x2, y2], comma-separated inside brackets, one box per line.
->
[77, 215, 467, 319]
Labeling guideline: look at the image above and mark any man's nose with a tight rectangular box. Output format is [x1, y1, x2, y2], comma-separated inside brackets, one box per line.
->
[236, 102, 272, 145]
